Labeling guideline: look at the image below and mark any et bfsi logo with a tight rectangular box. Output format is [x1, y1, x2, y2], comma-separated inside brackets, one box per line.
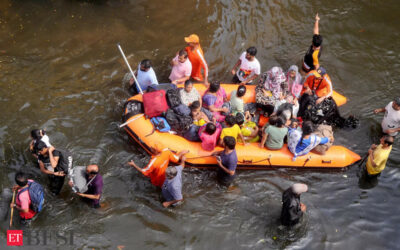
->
[7, 230, 23, 246]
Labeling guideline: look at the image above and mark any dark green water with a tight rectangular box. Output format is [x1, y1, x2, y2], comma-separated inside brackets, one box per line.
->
[1, 0, 400, 249]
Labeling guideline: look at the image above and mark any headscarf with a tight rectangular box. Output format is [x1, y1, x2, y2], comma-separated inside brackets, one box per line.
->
[264, 66, 286, 99]
[286, 65, 303, 98]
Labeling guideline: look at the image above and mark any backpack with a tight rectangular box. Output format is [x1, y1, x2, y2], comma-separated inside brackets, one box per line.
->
[55, 149, 73, 174]
[122, 100, 144, 122]
[18, 181, 45, 213]
[166, 88, 182, 108]
[150, 117, 171, 133]
[147, 83, 177, 92]
[173, 104, 191, 116]
[143, 90, 169, 118]
[163, 109, 193, 135]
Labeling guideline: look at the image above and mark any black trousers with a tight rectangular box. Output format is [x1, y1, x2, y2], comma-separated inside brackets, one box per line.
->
[48, 175, 65, 195]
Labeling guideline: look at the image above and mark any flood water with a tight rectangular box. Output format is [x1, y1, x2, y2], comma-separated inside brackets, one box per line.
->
[1, 0, 400, 249]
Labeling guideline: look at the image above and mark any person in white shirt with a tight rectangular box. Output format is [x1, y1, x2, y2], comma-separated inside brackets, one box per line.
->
[230, 47, 261, 85]
[374, 97, 400, 136]
[129, 59, 158, 93]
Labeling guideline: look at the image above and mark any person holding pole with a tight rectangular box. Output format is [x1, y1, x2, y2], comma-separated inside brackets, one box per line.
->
[129, 59, 158, 94]
[10, 172, 38, 225]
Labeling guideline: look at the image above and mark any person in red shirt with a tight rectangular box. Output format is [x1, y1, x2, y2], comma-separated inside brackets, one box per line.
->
[10, 172, 37, 225]
[184, 34, 209, 86]
[128, 148, 189, 187]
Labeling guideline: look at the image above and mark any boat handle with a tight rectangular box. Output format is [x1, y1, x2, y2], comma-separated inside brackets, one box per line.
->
[322, 160, 332, 164]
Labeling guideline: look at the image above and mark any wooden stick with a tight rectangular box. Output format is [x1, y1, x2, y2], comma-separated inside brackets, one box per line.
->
[9, 190, 16, 228]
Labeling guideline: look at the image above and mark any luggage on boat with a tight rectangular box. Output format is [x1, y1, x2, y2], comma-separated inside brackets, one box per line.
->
[122, 100, 144, 122]
[164, 109, 193, 135]
[147, 83, 177, 92]
[143, 90, 169, 118]
[173, 104, 191, 116]
[166, 88, 182, 108]
[150, 117, 171, 133]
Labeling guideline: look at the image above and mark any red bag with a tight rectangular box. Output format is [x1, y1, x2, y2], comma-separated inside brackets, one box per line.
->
[142, 90, 169, 118]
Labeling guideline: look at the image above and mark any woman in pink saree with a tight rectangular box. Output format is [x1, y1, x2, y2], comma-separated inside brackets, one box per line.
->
[202, 81, 229, 122]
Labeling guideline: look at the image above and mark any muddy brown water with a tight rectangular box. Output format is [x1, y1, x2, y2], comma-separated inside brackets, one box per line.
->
[1, 0, 400, 249]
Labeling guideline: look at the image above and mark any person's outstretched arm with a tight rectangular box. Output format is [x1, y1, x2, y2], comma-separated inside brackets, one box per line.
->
[314, 13, 320, 35]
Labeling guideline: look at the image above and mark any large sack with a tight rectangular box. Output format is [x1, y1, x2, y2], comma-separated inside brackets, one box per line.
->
[143, 90, 169, 118]
[312, 124, 333, 155]
[70, 166, 88, 193]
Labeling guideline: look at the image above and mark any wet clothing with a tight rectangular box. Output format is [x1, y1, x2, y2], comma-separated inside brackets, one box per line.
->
[381, 102, 400, 136]
[84, 174, 103, 208]
[141, 149, 180, 187]
[217, 149, 238, 186]
[162, 165, 183, 202]
[281, 187, 303, 226]
[302, 70, 332, 98]
[303, 45, 321, 72]
[38, 149, 72, 195]
[16, 180, 37, 220]
[366, 144, 392, 175]
[185, 46, 208, 81]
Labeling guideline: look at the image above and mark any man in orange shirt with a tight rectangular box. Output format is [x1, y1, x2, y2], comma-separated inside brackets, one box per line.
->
[302, 67, 332, 105]
[128, 148, 189, 187]
[184, 34, 209, 86]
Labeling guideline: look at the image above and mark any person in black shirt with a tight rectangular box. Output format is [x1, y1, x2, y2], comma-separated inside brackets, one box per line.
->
[302, 14, 323, 73]
[281, 183, 308, 226]
[36, 141, 73, 195]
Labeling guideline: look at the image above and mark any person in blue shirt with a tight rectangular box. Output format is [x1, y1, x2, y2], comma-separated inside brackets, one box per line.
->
[288, 121, 333, 160]
[212, 136, 238, 187]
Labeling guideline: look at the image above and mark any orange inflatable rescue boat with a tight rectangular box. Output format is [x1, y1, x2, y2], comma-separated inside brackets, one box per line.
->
[122, 84, 360, 169]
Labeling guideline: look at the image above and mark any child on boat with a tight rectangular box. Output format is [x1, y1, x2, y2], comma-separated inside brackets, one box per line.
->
[235, 113, 259, 143]
[260, 115, 288, 150]
[219, 115, 246, 146]
[190, 101, 210, 127]
[198, 122, 222, 151]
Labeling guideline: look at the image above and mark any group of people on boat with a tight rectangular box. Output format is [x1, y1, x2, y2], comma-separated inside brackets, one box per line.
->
[122, 13, 396, 226]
